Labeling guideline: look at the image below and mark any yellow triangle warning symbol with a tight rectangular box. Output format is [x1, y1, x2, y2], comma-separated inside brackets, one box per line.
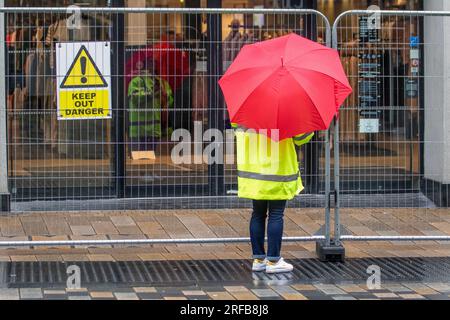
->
[60, 45, 108, 89]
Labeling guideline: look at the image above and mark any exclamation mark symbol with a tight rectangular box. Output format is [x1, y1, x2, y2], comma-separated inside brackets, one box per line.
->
[80, 56, 87, 84]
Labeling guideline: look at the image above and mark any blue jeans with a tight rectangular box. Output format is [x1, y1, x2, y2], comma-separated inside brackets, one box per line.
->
[250, 200, 287, 262]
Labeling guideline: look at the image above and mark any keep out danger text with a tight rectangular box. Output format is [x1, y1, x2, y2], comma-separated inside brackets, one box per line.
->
[59, 89, 110, 119]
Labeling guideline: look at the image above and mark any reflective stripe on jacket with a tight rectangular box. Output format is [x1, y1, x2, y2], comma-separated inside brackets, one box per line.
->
[233, 124, 314, 200]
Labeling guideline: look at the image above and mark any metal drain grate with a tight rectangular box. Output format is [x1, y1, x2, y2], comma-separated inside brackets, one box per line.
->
[2, 257, 450, 288]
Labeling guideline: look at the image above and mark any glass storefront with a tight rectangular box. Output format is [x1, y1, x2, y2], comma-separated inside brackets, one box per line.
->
[4, 0, 425, 204]
[329, 0, 423, 193]
[124, 0, 324, 199]
[5, 0, 113, 201]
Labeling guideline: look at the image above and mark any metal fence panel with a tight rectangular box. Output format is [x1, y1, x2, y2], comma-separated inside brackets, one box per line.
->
[4, 6, 450, 250]
[0, 7, 330, 221]
[333, 10, 450, 243]
[0, 6, 332, 247]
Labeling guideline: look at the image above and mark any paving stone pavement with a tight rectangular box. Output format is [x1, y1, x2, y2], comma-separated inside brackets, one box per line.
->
[0, 281, 449, 300]
[0, 208, 449, 300]
[1, 208, 450, 261]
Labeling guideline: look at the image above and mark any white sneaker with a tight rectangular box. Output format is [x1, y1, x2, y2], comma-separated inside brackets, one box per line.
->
[265, 258, 294, 274]
[252, 258, 268, 272]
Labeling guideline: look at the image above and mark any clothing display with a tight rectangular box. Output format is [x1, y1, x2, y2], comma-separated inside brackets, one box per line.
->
[24, 50, 50, 98]
[44, 15, 110, 158]
[8, 87, 26, 143]
[222, 21, 255, 127]
[223, 31, 244, 71]
[5, 11, 111, 159]
[45, 15, 110, 66]
[44, 17, 93, 154]
[45, 18, 92, 70]
[6, 27, 30, 150]
[128, 74, 174, 152]
[222, 21, 255, 72]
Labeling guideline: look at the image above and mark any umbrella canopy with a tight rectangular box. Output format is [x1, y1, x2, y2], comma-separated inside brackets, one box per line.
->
[125, 41, 190, 91]
[218, 33, 352, 141]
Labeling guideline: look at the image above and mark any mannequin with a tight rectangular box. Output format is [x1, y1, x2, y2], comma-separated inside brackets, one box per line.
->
[127, 60, 173, 159]
[223, 19, 246, 71]
[222, 19, 254, 128]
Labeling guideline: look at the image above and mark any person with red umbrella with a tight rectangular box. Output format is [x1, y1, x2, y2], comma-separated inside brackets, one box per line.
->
[219, 33, 352, 274]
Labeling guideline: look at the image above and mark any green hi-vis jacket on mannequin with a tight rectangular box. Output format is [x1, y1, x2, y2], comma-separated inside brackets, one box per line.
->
[233, 125, 314, 200]
[128, 75, 173, 139]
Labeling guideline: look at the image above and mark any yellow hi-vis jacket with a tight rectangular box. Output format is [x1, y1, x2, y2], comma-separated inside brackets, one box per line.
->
[233, 125, 314, 200]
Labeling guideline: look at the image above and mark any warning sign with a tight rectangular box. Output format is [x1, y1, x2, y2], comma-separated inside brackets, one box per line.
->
[57, 42, 111, 120]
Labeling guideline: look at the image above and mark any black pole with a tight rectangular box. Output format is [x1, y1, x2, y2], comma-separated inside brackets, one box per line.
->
[206, 0, 224, 196]
[111, 0, 126, 198]
[184, 0, 201, 40]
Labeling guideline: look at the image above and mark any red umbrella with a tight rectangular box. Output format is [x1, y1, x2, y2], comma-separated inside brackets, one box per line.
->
[125, 41, 190, 91]
[218, 33, 352, 141]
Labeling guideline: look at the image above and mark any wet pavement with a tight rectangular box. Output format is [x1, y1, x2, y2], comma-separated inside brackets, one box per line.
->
[1, 257, 450, 300]
[1, 208, 450, 300]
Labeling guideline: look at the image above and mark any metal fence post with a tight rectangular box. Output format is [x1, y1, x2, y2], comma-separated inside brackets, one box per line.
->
[316, 117, 345, 262]
[0, 0, 11, 212]
[111, 0, 126, 199]
[315, 18, 345, 262]
[325, 129, 331, 246]
[322, 17, 345, 259]
[331, 17, 341, 249]
[206, 0, 225, 196]
[333, 117, 341, 246]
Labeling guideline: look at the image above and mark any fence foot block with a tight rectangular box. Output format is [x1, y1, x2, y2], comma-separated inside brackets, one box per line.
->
[316, 240, 345, 262]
